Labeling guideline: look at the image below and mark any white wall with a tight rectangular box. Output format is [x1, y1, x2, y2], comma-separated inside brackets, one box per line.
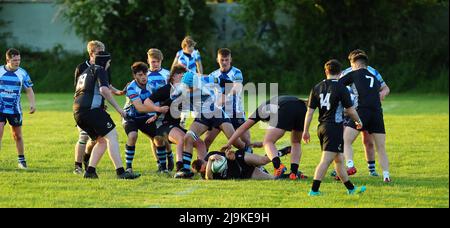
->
[0, 2, 85, 53]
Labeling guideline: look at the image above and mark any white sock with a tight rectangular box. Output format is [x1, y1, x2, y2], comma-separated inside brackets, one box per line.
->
[383, 171, 390, 179]
[346, 160, 354, 168]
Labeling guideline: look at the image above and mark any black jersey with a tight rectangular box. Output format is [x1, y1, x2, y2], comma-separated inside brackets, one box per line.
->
[248, 96, 307, 131]
[75, 60, 112, 87]
[249, 96, 304, 122]
[204, 152, 241, 180]
[339, 68, 381, 110]
[149, 83, 183, 125]
[308, 79, 353, 124]
[73, 65, 110, 113]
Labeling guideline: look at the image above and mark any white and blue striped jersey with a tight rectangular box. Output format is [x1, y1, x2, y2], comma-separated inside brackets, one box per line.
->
[340, 66, 385, 107]
[147, 68, 169, 93]
[175, 50, 201, 73]
[0, 66, 33, 114]
[124, 80, 153, 119]
[209, 66, 245, 118]
[190, 75, 223, 115]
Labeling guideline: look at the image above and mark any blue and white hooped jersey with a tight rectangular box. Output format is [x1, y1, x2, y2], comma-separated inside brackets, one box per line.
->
[209, 66, 245, 118]
[124, 80, 153, 119]
[190, 75, 223, 115]
[147, 68, 169, 93]
[0, 66, 33, 114]
[340, 66, 385, 107]
[175, 50, 201, 73]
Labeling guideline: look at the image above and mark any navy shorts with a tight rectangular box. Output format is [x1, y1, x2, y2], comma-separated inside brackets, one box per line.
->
[122, 115, 157, 138]
[194, 113, 231, 130]
[0, 113, 22, 126]
[318, 123, 344, 153]
[74, 108, 116, 140]
[345, 108, 385, 134]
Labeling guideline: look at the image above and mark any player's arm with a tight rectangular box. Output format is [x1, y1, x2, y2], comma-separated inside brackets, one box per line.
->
[132, 98, 169, 114]
[109, 84, 125, 96]
[25, 87, 36, 114]
[98, 70, 125, 117]
[196, 62, 203, 75]
[205, 156, 218, 180]
[221, 119, 257, 151]
[341, 84, 363, 129]
[196, 52, 203, 74]
[303, 89, 319, 143]
[74, 67, 80, 87]
[302, 108, 315, 144]
[171, 52, 181, 70]
[379, 84, 390, 101]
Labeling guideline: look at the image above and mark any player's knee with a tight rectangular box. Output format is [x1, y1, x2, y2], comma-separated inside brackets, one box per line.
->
[12, 133, 23, 142]
[363, 138, 374, 149]
[127, 132, 138, 143]
[184, 131, 198, 144]
[78, 133, 89, 145]
[153, 135, 166, 147]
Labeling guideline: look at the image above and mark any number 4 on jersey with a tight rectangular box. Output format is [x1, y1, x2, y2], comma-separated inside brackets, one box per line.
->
[319, 93, 331, 110]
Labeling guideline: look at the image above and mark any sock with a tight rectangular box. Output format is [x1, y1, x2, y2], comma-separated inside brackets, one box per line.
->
[83, 153, 91, 164]
[272, 157, 281, 169]
[182, 152, 193, 171]
[176, 161, 184, 172]
[116, 167, 125, 175]
[368, 160, 376, 173]
[383, 171, 390, 179]
[312, 180, 322, 192]
[18, 155, 26, 164]
[157, 146, 167, 170]
[346, 160, 354, 168]
[75, 162, 82, 168]
[290, 163, 299, 175]
[277, 146, 291, 157]
[86, 166, 96, 174]
[167, 151, 174, 162]
[344, 181, 355, 190]
[125, 145, 136, 170]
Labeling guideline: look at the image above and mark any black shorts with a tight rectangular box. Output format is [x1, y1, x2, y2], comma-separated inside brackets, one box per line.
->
[214, 117, 246, 130]
[122, 116, 157, 138]
[346, 108, 385, 134]
[235, 149, 255, 179]
[74, 108, 116, 140]
[0, 113, 22, 126]
[194, 112, 231, 130]
[317, 123, 344, 153]
[270, 101, 306, 132]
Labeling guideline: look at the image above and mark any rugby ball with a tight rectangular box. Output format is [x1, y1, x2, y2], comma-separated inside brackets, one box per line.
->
[211, 158, 227, 174]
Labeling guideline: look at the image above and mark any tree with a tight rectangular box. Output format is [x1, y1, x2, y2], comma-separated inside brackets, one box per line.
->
[55, 0, 213, 63]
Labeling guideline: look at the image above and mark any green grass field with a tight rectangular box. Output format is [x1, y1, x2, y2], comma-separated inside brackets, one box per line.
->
[0, 93, 448, 208]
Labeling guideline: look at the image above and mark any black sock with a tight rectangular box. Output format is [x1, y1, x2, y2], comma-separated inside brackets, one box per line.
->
[344, 181, 355, 190]
[83, 153, 91, 163]
[272, 157, 281, 169]
[75, 162, 82, 168]
[86, 166, 96, 174]
[18, 155, 26, 163]
[368, 160, 376, 172]
[290, 163, 299, 174]
[176, 161, 184, 172]
[116, 167, 125, 175]
[312, 180, 322, 192]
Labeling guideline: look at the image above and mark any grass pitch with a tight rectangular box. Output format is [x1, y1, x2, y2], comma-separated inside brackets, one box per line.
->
[0, 93, 448, 208]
